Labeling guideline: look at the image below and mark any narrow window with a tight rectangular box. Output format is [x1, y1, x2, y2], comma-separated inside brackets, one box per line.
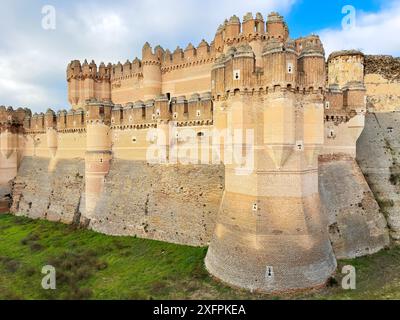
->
[325, 101, 330, 109]
[266, 266, 274, 279]
[287, 62, 293, 74]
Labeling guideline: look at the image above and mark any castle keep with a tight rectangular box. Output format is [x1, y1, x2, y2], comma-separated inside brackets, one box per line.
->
[1, 12, 399, 293]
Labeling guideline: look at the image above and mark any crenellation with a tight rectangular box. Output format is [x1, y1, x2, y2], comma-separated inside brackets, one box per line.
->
[266, 12, 289, 41]
[45, 108, 57, 129]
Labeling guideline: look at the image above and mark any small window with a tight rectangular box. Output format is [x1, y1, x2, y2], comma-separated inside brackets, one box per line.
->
[296, 141, 304, 151]
[388, 127, 394, 134]
[287, 62, 293, 74]
[173, 112, 178, 119]
[197, 131, 204, 137]
[266, 266, 274, 279]
[325, 101, 330, 109]
[156, 109, 160, 116]
[152, 114, 156, 120]
[196, 110, 201, 117]
[233, 69, 240, 80]
[132, 137, 137, 143]
[252, 203, 258, 211]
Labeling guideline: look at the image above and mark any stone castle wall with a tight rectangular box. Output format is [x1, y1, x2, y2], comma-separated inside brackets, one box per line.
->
[357, 112, 400, 241]
[365, 55, 400, 112]
[319, 154, 389, 259]
[10, 157, 85, 224]
[89, 161, 224, 246]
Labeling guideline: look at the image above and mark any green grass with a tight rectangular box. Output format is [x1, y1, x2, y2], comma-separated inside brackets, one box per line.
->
[1, 214, 400, 300]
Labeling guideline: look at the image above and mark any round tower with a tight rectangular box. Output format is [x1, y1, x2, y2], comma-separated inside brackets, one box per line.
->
[84, 101, 113, 219]
[45, 109, 58, 158]
[98, 62, 112, 102]
[298, 36, 326, 91]
[262, 38, 298, 89]
[67, 60, 82, 108]
[82, 59, 96, 103]
[227, 44, 255, 91]
[225, 15, 241, 44]
[0, 107, 19, 185]
[327, 50, 364, 89]
[242, 12, 266, 68]
[266, 12, 289, 41]
[142, 43, 162, 101]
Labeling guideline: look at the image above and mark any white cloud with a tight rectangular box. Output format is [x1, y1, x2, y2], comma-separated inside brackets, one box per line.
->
[0, 0, 297, 112]
[318, 2, 400, 56]
[1, 0, 398, 113]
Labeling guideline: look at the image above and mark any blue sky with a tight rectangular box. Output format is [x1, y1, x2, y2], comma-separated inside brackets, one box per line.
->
[0, 0, 399, 112]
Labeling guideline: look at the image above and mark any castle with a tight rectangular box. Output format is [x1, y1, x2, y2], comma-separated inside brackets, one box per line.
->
[1, 12, 400, 293]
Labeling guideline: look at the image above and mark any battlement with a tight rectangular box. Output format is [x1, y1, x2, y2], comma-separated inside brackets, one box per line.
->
[212, 35, 326, 97]
[0, 106, 30, 128]
[110, 92, 213, 129]
[328, 50, 364, 62]
[67, 60, 113, 81]
[213, 11, 294, 52]
[214, 12, 266, 49]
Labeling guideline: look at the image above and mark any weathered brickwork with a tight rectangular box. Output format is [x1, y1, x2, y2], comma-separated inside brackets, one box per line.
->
[89, 161, 224, 246]
[319, 155, 389, 259]
[10, 157, 85, 224]
[357, 113, 400, 241]
[364, 55, 400, 112]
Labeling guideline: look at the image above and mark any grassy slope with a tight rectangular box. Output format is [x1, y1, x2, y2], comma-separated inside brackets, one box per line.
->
[0, 214, 399, 300]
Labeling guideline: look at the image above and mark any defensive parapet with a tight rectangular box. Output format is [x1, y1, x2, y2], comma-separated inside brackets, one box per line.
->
[212, 34, 326, 97]
[161, 40, 215, 72]
[67, 59, 112, 109]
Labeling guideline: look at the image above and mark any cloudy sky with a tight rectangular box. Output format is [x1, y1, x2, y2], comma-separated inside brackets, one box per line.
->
[0, 0, 399, 113]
